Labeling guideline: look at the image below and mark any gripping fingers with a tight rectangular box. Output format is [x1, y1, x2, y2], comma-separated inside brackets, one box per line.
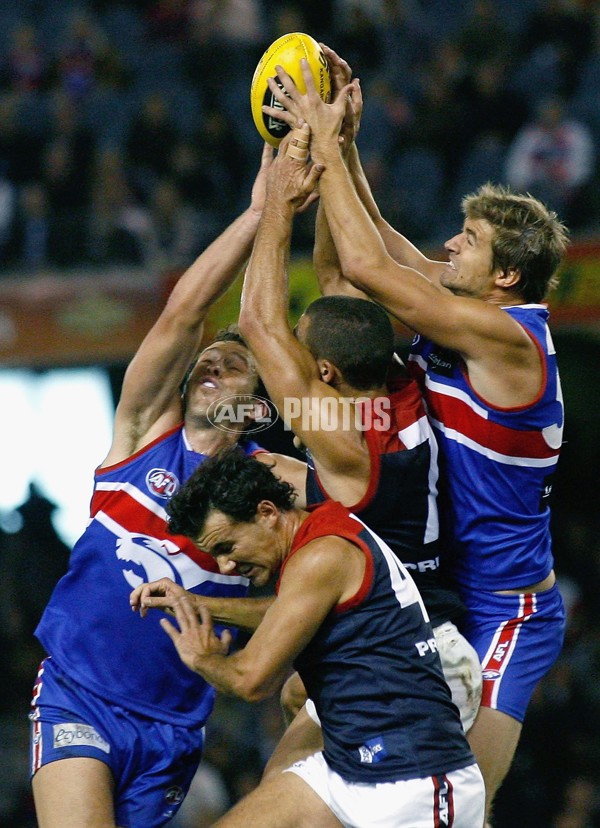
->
[273, 63, 303, 101]
[320, 43, 352, 90]
[262, 87, 296, 127]
[131, 582, 164, 616]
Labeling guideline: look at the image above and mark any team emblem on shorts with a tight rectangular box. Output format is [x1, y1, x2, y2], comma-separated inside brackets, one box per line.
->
[165, 786, 184, 804]
[434, 775, 451, 826]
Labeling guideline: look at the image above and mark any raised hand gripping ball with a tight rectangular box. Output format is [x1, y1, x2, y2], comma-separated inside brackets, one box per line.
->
[250, 32, 331, 148]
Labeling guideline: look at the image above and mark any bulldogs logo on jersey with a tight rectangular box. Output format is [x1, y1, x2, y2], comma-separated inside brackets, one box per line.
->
[116, 534, 183, 589]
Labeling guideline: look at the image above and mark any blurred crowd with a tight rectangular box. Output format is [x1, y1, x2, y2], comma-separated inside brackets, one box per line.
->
[0, 0, 600, 277]
[1, 1, 600, 826]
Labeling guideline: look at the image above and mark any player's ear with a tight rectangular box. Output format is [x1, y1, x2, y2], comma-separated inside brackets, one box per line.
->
[317, 359, 335, 384]
[256, 500, 278, 525]
[496, 268, 522, 289]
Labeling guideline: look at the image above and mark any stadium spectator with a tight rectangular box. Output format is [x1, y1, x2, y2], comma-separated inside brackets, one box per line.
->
[185, 0, 264, 89]
[0, 23, 48, 93]
[48, 10, 114, 101]
[167, 137, 222, 212]
[504, 94, 596, 230]
[124, 91, 179, 196]
[123, 176, 214, 272]
[407, 41, 470, 174]
[456, 0, 511, 70]
[40, 135, 92, 267]
[519, 0, 596, 98]
[145, 0, 193, 44]
[7, 181, 50, 271]
[35, 90, 97, 265]
[0, 91, 45, 186]
[454, 57, 528, 151]
[86, 146, 142, 265]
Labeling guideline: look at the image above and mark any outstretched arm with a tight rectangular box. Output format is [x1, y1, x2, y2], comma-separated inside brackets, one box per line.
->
[103, 145, 274, 467]
[238, 129, 370, 489]
[311, 44, 444, 295]
[313, 44, 369, 299]
[319, 44, 446, 286]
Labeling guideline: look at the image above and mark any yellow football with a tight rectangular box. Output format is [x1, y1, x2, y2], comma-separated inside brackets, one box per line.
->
[250, 32, 331, 148]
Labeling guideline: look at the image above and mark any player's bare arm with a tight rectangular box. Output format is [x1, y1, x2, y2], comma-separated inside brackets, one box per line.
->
[256, 452, 308, 509]
[316, 43, 440, 283]
[312, 49, 371, 300]
[130, 577, 275, 633]
[103, 146, 274, 467]
[160, 536, 365, 701]
[239, 131, 371, 490]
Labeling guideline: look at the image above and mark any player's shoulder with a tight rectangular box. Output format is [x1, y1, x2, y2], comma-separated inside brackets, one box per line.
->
[284, 532, 358, 587]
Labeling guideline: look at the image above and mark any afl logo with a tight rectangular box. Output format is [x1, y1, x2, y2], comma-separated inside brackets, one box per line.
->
[146, 468, 180, 498]
[482, 669, 501, 681]
[207, 394, 278, 434]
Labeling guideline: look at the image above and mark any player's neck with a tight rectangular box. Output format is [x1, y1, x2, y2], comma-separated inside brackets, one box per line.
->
[281, 509, 311, 560]
[341, 382, 388, 400]
[184, 422, 247, 457]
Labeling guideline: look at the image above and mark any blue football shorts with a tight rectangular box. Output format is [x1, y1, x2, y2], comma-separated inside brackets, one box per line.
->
[458, 582, 566, 722]
[30, 657, 205, 828]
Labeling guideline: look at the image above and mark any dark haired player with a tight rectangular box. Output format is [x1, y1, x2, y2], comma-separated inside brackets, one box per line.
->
[158, 447, 485, 828]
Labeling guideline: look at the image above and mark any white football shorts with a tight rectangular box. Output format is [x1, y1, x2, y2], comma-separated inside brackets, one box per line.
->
[285, 752, 485, 828]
